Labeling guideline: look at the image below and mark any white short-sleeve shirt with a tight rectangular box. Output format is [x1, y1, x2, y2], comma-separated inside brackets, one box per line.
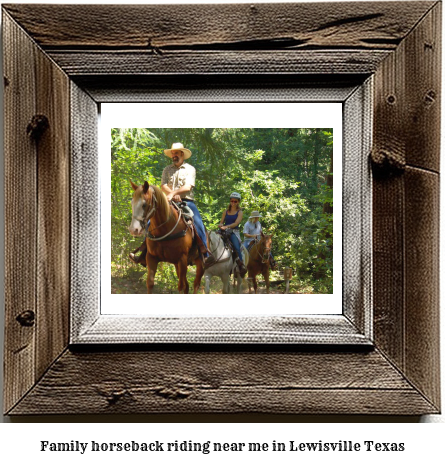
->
[243, 220, 262, 240]
[161, 162, 196, 201]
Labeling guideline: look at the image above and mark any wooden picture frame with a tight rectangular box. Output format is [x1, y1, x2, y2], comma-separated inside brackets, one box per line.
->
[2, 2, 440, 415]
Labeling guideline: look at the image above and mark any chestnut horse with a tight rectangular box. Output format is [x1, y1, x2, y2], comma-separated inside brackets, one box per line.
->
[129, 180, 204, 294]
[246, 232, 273, 294]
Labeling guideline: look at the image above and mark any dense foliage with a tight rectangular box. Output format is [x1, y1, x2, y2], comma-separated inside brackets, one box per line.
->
[111, 128, 333, 293]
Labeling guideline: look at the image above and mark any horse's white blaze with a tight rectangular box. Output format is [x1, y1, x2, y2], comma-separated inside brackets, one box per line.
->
[129, 196, 145, 236]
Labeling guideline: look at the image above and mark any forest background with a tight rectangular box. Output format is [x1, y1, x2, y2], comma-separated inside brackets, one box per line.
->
[111, 128, 333, 294]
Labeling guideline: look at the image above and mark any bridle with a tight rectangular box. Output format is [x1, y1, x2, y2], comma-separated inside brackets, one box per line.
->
[132, 187, 184, 241]
[131, 186, 158, 231]
[253, 237, 272, 263]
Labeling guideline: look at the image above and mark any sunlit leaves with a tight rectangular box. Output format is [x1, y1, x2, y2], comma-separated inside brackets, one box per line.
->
[111, 127, 334, 293]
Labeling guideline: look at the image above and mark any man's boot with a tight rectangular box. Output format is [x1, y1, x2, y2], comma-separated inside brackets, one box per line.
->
[196, 235, 215, 268]
[129, 242, 147, 267]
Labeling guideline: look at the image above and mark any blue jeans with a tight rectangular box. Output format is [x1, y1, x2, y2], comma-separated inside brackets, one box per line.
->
[229, 232, 242, 258]
[243, 239, 252, 250]
[184, 200, 208, 252]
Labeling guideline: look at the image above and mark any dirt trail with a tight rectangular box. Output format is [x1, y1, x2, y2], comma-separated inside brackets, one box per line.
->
[111, 272, 287, 294]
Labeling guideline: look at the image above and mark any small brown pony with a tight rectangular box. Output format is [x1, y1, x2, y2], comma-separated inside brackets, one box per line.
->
[129, 180, 203, 294]
[246, 231, 273, 294]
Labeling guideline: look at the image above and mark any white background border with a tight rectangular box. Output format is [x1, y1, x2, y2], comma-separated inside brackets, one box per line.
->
[101, 102, 342, 315]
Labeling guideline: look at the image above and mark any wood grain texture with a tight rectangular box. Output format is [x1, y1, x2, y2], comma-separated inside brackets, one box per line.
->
[70, 83, 99, 337]
[2, 2, 435, 49]
[372, 3, 441, 411]
[404, 168, 440, 408]
[404, 2, 441, 172]
[3, 1, 433, 80]
[342, 81, 372, 336]
[46, 50, 390, 77]
[372, 2, 441, 172]
[3, 12, 38, 414]
[8, 349, 437, 415]
[2, 2, 441, 416]
[35, 36, 71, 382]
[74, 316, 370, 345]
[372, 175, 405, 369]
[76, 75, 365, 103]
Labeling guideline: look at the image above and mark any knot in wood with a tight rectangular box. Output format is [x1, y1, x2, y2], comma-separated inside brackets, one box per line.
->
[154, 386, 191, 400]
[370, 149, 405, 178]
[105, 390, 127, 405]
[16, 310, 35, 327]
[27, 114, 49, 140]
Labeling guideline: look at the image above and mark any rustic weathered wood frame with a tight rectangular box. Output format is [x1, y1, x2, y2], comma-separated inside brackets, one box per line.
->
[2, 2, 441, 415]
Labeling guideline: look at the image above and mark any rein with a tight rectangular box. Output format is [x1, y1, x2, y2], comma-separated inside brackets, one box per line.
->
[208, 231, 232, 266]
[146, 208, 184, 241]
[252, 238, 271, 263]
[133, 187, 187, 242]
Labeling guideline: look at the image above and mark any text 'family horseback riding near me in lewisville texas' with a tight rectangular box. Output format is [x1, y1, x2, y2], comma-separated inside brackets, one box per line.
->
[39, 439, 405, 454]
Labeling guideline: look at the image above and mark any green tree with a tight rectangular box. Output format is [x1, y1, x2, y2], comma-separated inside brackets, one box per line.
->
[110, 127, 334, 293]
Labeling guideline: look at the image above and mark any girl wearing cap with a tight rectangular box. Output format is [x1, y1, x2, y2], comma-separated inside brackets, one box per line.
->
[243, 211, 263, 250]
[218, 192, 247, 277]
[243, 211, 277, 269]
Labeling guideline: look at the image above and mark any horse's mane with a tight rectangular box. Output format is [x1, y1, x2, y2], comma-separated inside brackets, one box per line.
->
[150, 184, 170, 219]
[250, 233, 272, 256]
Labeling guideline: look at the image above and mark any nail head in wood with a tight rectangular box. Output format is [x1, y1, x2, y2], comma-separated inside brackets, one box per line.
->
[424, 90, 436, 105]
[16, 310, 35, 327]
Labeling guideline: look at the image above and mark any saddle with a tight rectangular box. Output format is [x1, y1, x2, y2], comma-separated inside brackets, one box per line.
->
[246, 239, 257, 253]
[174, 201, 194, 222]
[216, 229, 239, 263]
[217, 228, 233, 250]
[170, 201, 195, 239]
[172, 201, 212, 263]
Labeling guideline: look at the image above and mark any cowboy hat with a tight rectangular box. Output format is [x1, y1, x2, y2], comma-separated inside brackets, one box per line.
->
[164, 142, 192, 160]
[249, 211, 262, 219]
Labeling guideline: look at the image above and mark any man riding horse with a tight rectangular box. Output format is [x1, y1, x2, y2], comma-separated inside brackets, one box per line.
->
[130, 142, 215, 268]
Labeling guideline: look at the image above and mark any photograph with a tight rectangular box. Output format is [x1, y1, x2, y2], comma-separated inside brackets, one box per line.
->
[111, 128, 334, 296]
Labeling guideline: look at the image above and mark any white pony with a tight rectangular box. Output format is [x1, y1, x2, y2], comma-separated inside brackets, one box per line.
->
[204, 231, 248, 294]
